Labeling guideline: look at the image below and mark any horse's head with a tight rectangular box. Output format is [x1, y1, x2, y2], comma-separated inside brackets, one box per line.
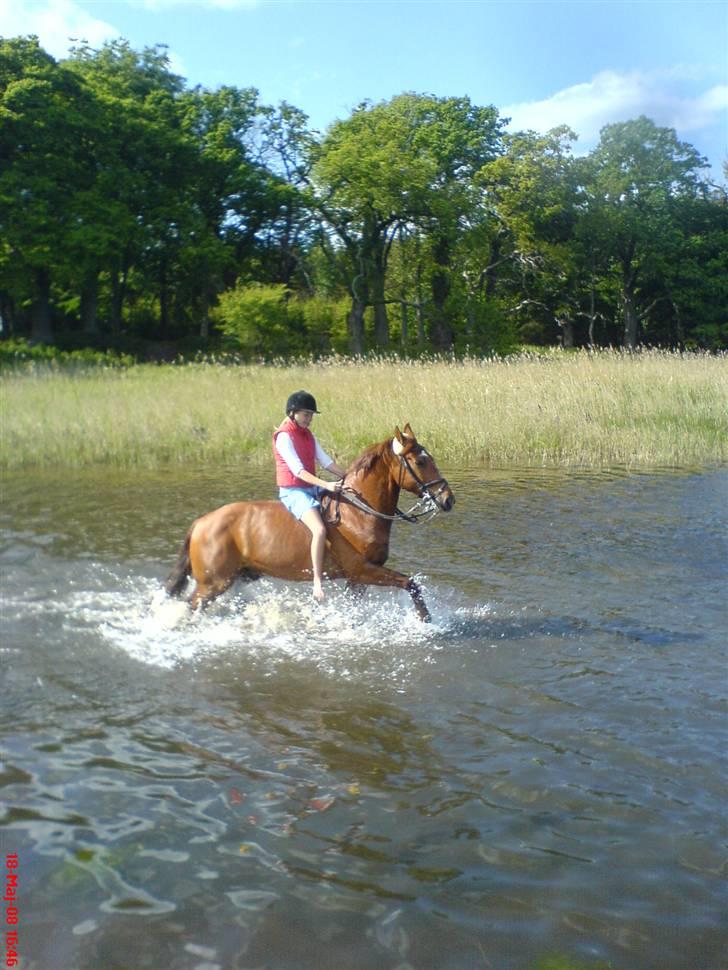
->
[391, 424, 455, 513]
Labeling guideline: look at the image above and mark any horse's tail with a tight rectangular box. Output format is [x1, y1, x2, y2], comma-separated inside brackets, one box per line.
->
[165, 527, 193, 598]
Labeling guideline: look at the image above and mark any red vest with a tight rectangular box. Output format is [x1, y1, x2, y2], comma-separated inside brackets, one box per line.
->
[273, 417, 316, 488]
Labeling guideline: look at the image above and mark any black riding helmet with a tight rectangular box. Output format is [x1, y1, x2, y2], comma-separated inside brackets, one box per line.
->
[286, 390, 319, 416]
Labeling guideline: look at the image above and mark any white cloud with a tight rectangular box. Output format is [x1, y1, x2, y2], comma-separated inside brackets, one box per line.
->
[0, 0, 120, 58]
[0, 0, 188, 76]
[503, 69, 728, 151]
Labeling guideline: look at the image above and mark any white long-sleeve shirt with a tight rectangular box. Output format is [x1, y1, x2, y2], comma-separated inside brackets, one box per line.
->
[275, 431, 334, 478]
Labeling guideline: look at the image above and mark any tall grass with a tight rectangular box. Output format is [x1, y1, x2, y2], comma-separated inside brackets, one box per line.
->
[1, 350, 726, 470]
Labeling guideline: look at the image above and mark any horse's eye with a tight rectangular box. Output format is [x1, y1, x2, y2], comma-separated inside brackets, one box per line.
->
[416, 456, 427, 467]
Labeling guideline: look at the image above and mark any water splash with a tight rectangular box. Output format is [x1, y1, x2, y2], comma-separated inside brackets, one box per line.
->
[1, 551, 501, 681]
[90, 573, 474, 680]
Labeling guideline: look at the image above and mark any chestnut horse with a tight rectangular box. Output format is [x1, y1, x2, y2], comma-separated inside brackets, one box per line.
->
[165, 424, 454, 621]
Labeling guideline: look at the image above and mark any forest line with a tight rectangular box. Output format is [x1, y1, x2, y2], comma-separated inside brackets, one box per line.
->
[1, 36, 726, 357]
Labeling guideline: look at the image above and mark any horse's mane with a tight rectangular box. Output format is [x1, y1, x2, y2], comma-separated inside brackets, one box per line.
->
[346, 438, 390, 481]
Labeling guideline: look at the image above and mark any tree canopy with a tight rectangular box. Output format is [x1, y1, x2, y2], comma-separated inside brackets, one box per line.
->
[1, 36, 725, 355]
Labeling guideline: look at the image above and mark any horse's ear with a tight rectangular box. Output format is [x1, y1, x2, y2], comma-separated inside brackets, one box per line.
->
[403, 422, 414, 438]
[393, 426, 405, 455]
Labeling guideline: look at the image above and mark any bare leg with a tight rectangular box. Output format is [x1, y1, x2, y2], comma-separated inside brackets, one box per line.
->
[301, 508, 328, 601]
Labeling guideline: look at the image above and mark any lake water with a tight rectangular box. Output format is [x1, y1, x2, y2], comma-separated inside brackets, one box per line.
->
[1, 463, 726, 970]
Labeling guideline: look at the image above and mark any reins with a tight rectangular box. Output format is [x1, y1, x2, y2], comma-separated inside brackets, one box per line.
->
[322, 448, 447, 526]
[328, 487, 437, 524]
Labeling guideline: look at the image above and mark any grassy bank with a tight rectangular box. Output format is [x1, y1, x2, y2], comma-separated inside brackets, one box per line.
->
[1, 350, 726, 470]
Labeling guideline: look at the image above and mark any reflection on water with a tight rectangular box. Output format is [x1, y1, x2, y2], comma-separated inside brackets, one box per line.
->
[1, 464, 727, 969]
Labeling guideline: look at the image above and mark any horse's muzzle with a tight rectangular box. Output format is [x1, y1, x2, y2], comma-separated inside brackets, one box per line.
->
[434, 484, 455, 512]
[439, 493, 455, 512]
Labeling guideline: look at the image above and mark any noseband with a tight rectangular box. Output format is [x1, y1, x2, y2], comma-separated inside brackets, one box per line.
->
[395, 450, 449, 509]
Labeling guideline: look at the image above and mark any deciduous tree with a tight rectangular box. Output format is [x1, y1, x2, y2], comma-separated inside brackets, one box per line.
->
[579, 116, 709, 349]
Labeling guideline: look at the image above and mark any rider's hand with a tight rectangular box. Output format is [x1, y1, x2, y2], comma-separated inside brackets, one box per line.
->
[330, 479, 344, 493]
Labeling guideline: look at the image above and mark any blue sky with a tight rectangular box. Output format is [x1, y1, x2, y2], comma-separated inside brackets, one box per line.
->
[3, 0, 727, 179]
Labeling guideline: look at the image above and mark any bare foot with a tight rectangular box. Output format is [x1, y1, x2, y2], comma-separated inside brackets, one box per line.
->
[312, 582, 325, 602]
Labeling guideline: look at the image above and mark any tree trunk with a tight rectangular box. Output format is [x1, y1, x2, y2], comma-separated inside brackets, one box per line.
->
[347, 298, 366, 355]
[559, 318, 575, 348]
[587, 281, 596, 348]
[31, 268, 53, 344]
[199, 292, 210, 340]
[667, 292, 684, 348]
[110, 274, 123, 335]
[621, 245, 639, 350]
[0, 292, 16, 337]
[159, 258, 169, 338]
[622, 278, 639, 350]
[347, 248, 370, 355]
[81, 272, 99, 334]
[415, 263, 426, 348]
[485, 236, 501, 297]
[110, 254, 130, 335]
[430, 236, 453, 351]
[371, 251, 389, 348]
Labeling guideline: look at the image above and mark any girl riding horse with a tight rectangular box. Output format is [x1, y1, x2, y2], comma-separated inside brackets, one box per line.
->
[165, 423, 454, 621]
[273, 390, 347, 601]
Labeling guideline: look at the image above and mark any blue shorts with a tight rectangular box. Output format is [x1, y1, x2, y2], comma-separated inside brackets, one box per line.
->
[279, 485, 324, 520]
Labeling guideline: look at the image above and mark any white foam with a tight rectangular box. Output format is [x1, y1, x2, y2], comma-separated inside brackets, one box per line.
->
[94, 573, 467, 679]
[6, 560, 492, 680]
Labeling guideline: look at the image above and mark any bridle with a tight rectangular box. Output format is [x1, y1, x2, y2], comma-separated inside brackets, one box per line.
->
[323, 445, 449, 525]
[395, 448, 450, 512]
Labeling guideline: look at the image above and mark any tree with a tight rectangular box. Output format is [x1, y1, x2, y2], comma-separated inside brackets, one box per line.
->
[579, 116, 709, 349]
[403, 96, 504, 351]
[475, 126, 580, 346]
[177, 84, 264, 336]
[640, 186, 728, 348]
[44, 40, 198, 340]
[0, 37, 100, 341]
[312, 98, 415, 352]
[2, 35, 723, 355]
[311, 93, 504, 353]
[254, 101, 318, 289]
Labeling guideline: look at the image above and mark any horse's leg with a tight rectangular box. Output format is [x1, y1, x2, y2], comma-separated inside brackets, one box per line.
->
[341, 560, 431, 622]
[403, 576, 430, 622]
[189, 565, 262, 611]
[326, 531, 431, 621]
[345, 580, 366, 600]
[189, 573, 237, 611]
[188, 520, 247, 611]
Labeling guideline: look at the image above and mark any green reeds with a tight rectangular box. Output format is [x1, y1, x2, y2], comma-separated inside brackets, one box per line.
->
[2, 350, 726, 470]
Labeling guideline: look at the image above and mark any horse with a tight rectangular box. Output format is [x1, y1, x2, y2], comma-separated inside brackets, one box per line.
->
[164, 423, 455, 622]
